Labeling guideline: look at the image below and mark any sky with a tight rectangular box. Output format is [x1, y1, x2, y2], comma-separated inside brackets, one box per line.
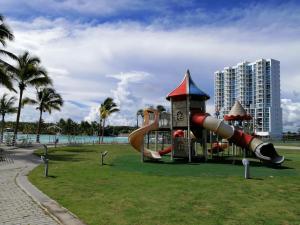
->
[1, 0, 300, 131]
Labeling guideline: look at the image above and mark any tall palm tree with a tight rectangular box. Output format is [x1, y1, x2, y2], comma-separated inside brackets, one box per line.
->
[23, 87, 63, 143]
[0, 14, 14, 46]
[5, 51, 52, 145]
[136, 109, 144, 127]
[99, 97, 119, 143]
[0, 94, 17, 143]
[0, 14, 15, 91]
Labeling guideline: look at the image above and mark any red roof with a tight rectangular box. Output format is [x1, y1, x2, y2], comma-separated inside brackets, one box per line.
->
[166, 70, 209, 100]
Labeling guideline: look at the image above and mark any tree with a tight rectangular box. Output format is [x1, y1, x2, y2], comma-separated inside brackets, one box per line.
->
[0, 14, 15, 91]
[99, 97, 119, 143]
[136, 109, 144, 127]
[0, 94, 17, 143]
[57, 118, 66, 134]
[0, 15, 14, 46]
[23, 87, 63, 143]
[5, 51, 52, 145]
[156, 105, 166, 112]
[91, 121, 99, 136]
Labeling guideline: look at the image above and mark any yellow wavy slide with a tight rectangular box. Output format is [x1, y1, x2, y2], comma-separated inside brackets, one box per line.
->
[128, 109, 161, 159]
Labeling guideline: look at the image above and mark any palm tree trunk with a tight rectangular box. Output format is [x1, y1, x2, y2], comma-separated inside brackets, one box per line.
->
[1, 114, 5, 143]
[101, 119, 105, 144]
[136, 115, 139, 128]
[98, 118, 102, 144]
[36, 109, 43, 143]
[13, 88, 23, 146]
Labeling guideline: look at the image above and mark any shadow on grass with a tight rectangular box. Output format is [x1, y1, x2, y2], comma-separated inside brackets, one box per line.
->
[264, 164, 294, 170]
[143, 156, 294, 170]
[249, 177, 264, 180]
[48, 154, 86, 162]
[46, 175, 57, 178]
[63, 148, 96, 153]
[101, 163, 115, 166]
[143, 158, 200, 165]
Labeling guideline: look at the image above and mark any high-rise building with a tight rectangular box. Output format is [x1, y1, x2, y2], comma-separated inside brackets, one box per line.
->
[214, 59, 282, 138]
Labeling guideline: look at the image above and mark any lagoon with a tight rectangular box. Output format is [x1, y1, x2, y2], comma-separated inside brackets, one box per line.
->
[5, 133, 129, 145]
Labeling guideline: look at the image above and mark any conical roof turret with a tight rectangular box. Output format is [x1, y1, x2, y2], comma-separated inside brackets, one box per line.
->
[166, 70, 210, 101]
[224, 100, 252, 121]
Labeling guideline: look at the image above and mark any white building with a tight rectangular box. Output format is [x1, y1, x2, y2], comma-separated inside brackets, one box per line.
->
[214, 59, 282, 139]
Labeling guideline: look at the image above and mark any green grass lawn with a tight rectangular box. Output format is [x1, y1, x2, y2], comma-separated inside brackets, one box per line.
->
[273, 141, 300, 147]
[29, 144, 300, 225]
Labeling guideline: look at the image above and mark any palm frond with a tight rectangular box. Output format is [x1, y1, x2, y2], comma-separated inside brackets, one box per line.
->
[99, 97, 119, 120]
[29, 87, 63, 114]
[0, 16, 14, 46]
[0, 93, 17, 115]
[22, 97, 37, 107]
[0, 67, 15, 91]
[27, 75, 52, 87]
[0, 49, 18, 60]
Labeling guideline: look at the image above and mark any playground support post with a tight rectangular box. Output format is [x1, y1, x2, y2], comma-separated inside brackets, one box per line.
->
[210, 131, 213, 159]
[170, 99, 174, 161]
[155, 131, 158, 152]
[140, 138, 144, 162]
[203, 129, 208, 161]
[187, 95, 192, 163]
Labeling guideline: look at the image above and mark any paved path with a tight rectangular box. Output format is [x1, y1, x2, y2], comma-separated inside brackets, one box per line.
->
[0, 147, 60, 225]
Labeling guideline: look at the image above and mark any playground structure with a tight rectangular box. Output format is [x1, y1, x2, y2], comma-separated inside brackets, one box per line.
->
[128, 70, 284, 165]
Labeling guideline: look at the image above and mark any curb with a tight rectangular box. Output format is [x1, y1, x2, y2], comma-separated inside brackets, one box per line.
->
[15, 154, 87, 225]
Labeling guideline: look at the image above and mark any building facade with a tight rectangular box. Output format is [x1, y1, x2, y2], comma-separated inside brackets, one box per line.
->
[214, 59, 282, 138]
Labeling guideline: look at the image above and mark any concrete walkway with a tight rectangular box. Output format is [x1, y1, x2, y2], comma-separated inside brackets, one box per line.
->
[0, 146, 86, 225]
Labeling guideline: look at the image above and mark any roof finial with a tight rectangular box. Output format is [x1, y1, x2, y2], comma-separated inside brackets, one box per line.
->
[186, 69, 190, 76]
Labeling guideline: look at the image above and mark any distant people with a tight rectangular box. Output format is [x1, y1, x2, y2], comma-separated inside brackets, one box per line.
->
[55, 138, 59, 148]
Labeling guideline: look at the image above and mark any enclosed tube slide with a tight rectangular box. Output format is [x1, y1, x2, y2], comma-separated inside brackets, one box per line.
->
[192, 113, 284, 164]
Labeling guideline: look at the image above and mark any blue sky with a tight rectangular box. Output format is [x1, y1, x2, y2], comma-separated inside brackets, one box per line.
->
[0, 0, 293, 24]
[1, 0, 300, 131]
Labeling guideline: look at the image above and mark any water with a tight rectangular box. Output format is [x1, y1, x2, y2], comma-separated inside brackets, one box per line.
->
[4, 133, 129, 145]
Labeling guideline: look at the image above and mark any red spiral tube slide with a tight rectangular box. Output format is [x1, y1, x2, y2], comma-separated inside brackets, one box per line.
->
[192, 113, 284, 164]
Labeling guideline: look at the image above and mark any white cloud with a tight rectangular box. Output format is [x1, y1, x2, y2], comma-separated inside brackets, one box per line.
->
[84, 105, 99, 122]
[281, 99, 300, 132]
[107, 71, 149, 109]
[1, 3, 299, 131]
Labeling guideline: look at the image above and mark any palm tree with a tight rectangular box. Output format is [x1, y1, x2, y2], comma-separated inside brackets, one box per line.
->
[0, 15, 14, 46]
[0, 14, 15, 91]
[5, 51, 52, 145]
[156, 105, 166, 113]
[99, 97, 119, 143]
[23, 87, 63, 143]
[0, 94, 17, 143]
[136, 109, 144, 127]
